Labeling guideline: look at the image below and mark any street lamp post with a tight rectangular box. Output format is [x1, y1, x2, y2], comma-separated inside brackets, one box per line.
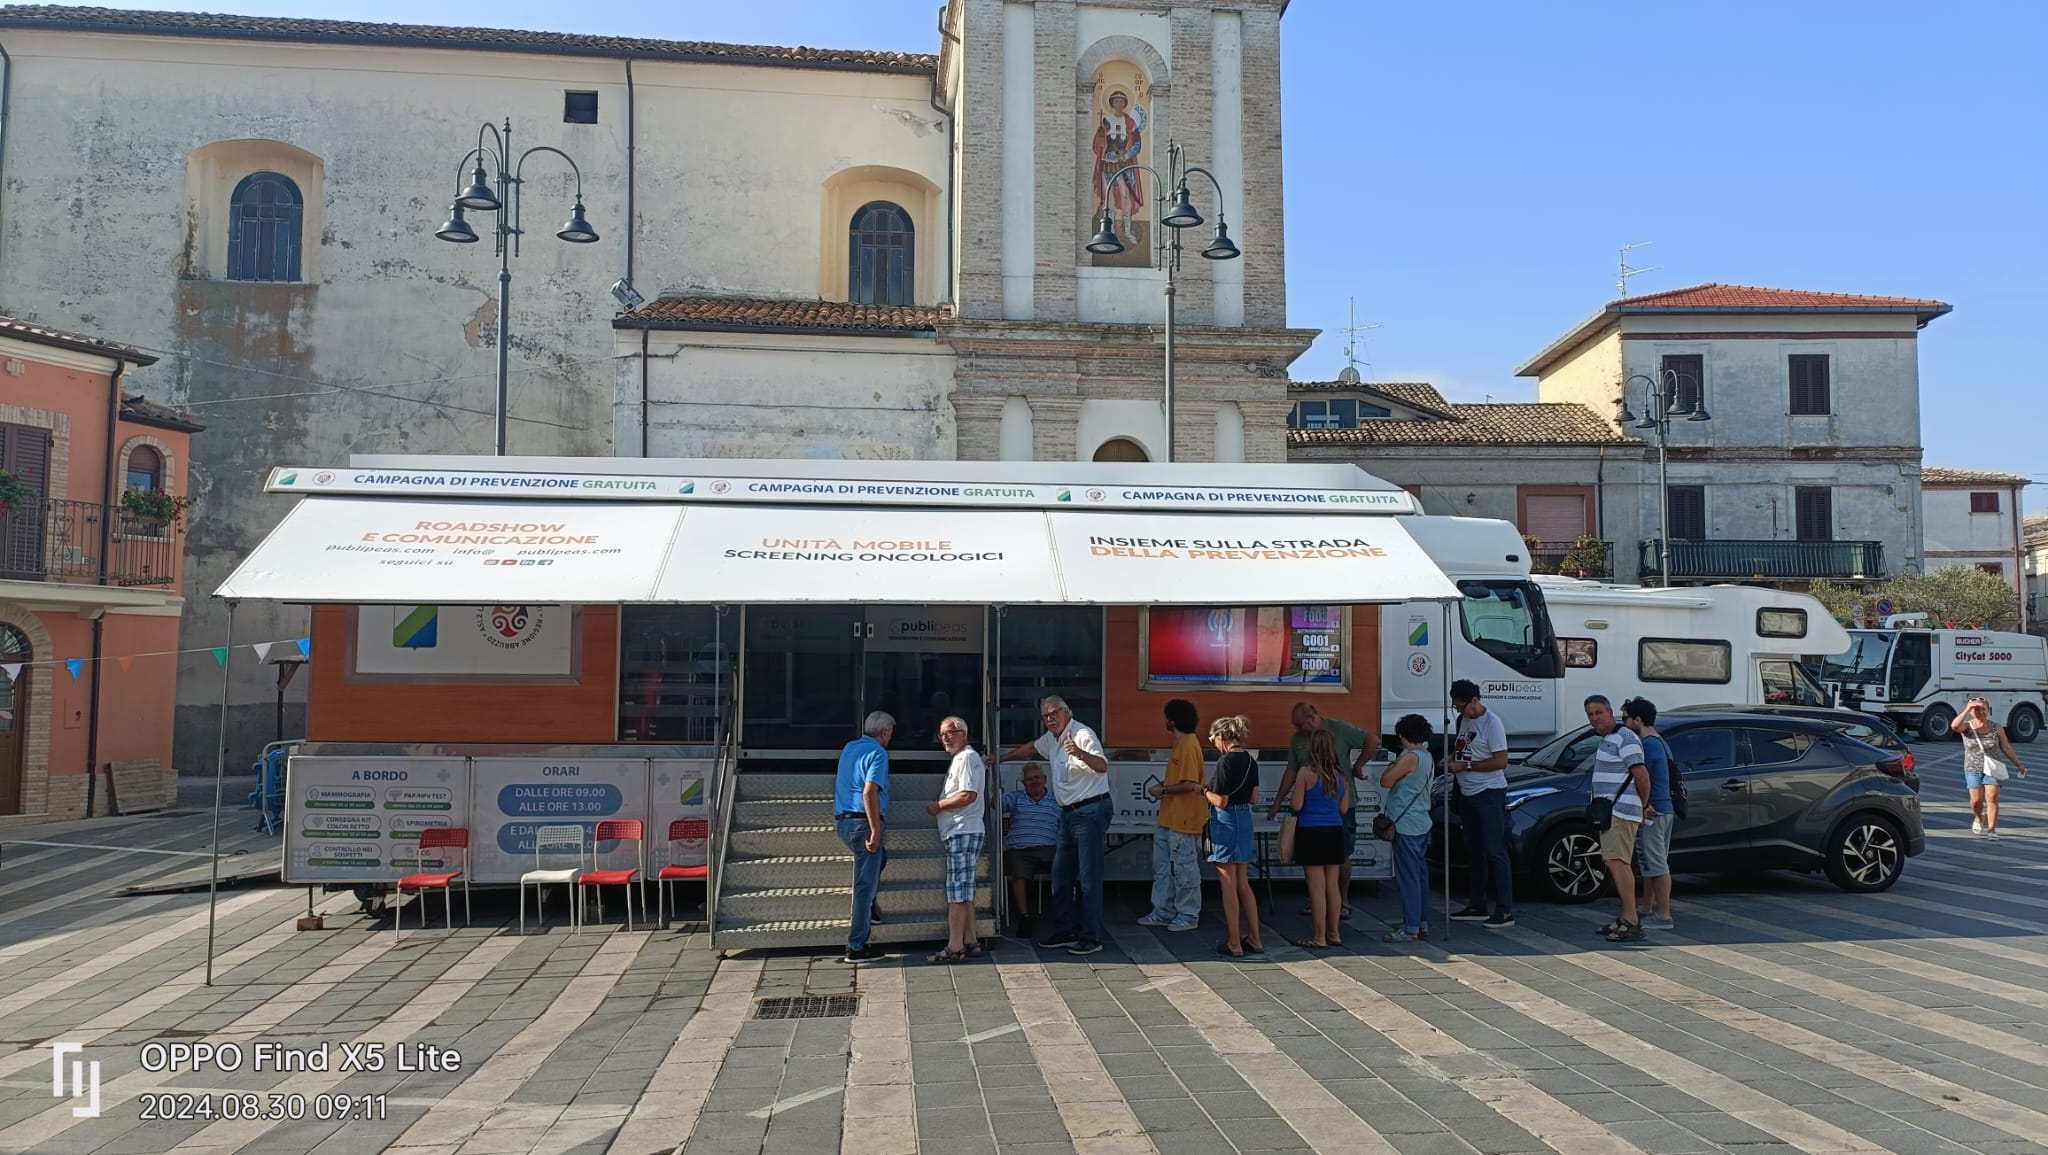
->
[434, 119, 600, 455]
[1084, 139, 1241, 464]
[1621, 370, 1710, 587]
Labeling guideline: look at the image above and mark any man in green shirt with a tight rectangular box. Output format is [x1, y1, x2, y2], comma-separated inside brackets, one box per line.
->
[1270, 702, 1381, 915]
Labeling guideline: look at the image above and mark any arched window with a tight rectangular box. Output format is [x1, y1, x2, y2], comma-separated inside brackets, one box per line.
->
[1092, 437, 1149, 463]
[849, 201, 913, 306]
[0, 622, 30, 726]
[125, 445, 163, 495]
[227, 171, 304, 282]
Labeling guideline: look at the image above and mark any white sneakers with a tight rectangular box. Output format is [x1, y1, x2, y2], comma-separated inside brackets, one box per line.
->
[1973, 818, 1985, 834]
[1642, 913, 1676, 931]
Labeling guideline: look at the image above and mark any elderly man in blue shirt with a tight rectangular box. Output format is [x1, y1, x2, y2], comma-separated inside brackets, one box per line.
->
[836, 711, 895, 963]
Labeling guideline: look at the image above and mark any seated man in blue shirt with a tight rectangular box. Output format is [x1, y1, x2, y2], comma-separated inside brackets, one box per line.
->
[835, 711, 894, 962]
[1001, 763, 1059, 936]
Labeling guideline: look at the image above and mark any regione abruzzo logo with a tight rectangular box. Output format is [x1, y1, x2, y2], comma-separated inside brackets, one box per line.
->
[392, 606, 543, 650]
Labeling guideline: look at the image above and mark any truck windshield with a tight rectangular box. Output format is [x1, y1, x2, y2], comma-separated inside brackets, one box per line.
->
[1456, 580, 1562, 679]
[1819, 632, 1893, 686]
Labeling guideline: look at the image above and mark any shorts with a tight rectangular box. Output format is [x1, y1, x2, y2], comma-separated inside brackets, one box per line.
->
[1964, 768, 2008, 791]
[1342, 810, 1358, 859]
[1005, 845, 1055, 878]
[1599, 819, 1640, 865]
[1636, 815, 1672, 878]
[1294, 824, 1346, 866]
[945, 833, 985, 903]
[1208, 804, 1256, 864]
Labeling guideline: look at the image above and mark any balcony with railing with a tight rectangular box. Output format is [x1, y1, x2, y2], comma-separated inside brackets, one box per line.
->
[0, 497, 181, 588]
[1640, 539, 1885, 583]
[1525, 539, 1614, 580]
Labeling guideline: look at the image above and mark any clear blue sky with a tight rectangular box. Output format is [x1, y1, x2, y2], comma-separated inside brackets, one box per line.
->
[141, 0, 2048, 494]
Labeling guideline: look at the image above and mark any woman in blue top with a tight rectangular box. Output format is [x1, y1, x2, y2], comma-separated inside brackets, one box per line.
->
[1288, 729, 1351, 949]
[1380, 714, 1436, 943]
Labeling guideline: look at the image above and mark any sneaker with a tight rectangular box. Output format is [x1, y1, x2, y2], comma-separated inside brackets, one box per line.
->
[1450, 906, 1490, 922]
[1137, 914, 1171, 927]
[844, 945, 885, 963]
[1037, 932, 1080, 950]
[1382, 929, 1420, 943]
[1986, 830, 2001, 841]
[1068, 940, 1104, 956]
[1484, 912, 1516, 930]
[1167, 919, 1200, 933]
[1641, 914, 1675, 931]
[1973, 818, 1986, 834]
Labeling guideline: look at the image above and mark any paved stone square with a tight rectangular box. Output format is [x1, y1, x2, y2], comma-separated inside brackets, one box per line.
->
[2, 746, 2045, 1155]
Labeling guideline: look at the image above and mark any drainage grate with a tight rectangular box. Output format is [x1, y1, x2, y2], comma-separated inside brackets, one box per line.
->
[753, 995, 860, 1020]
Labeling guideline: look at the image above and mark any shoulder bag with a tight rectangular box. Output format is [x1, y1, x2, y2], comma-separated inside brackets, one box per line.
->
[1967, 731, 2010, 781]
[1373, 766, 1428, 842]
[1585, 772, 1633, 832]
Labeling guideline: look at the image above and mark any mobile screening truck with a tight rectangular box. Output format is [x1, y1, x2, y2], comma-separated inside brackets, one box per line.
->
[1818, 623, 2048, 742]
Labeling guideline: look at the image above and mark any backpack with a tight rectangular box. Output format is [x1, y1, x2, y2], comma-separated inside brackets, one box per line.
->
[1654, 736, 1688, 820]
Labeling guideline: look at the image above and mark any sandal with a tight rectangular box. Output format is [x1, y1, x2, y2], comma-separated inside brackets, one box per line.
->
[1215, 939, 1244, 957]
[1291, 937, 1330, 950]
[963, 940, 986, 958]
[927, 947, 968, 964]
[1595, 920, 1622, 937]
[1604, 922, 1645, 943]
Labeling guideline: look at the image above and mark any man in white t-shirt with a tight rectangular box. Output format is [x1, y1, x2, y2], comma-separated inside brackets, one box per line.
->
[927, 715, 987, 961]
[1001, 695, 1110, 955]
[1447, 679, 1516, 928]
[1584, 695, 1653, 943]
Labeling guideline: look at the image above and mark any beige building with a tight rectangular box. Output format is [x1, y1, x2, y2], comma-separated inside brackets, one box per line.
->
[1920, 466, 2028, 594]
[0, 1, 1309, 766]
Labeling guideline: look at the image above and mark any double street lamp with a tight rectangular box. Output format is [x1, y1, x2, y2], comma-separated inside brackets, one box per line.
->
[1085, 139, 1241, 463]
[1621, 370, 1711, 587]
[435, 119, 599, 455]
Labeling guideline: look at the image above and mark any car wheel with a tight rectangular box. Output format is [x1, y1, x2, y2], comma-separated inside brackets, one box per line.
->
[1920, 703, 1955, 741]
[1533, 824, 1607, 904]
[1823, 814, 1905, 894]
[2008, 704, 2042, 745]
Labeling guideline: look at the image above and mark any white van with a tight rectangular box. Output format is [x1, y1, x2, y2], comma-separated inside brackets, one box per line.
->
[1535, 579, 1850, 721]
[1818, 627, 2048, 742]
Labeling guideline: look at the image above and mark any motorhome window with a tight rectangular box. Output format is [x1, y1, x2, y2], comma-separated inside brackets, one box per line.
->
[997, 606, 1104, 747]
[1639, 638, 1732, 684]
[1819, 632, 1893, 686]
[1560, 638, 1597, 668]
[1139, 606, 1348, 691]
[1744, 728, 1812, 766]
[619, 606, 735, 743]
[1756, 608, 1807, 639]
[1456, 581, 1562, 678]
[1665, 726, 1739, 777]
[1759, 659, 1827, 706]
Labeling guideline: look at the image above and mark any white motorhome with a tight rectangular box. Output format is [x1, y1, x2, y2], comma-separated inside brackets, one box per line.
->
[1818, 625, 2048, 742]
[1531, 579, 1850, 720]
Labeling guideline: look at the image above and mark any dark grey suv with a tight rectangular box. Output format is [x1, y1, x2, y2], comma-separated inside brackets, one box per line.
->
[1438, 707, 1926, 903]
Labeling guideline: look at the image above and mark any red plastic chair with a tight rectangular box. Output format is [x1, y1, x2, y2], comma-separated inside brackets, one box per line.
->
[395, 827, 470, 943]
[578, 819, 646, 930]
[657, 818, 711, 927]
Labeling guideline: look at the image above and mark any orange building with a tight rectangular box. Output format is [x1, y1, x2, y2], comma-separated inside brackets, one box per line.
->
[0, 316, 201, 821]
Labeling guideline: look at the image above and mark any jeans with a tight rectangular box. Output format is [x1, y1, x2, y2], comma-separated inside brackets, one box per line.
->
[1461, 787, 1514, 914]
[1394, 831, 1430, 933]
[1149, 828, 1202, 924]
[837, 817, 885, 950]
[1047, 796, 1110, 943]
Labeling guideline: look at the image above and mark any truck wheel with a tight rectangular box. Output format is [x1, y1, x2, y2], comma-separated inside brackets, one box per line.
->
[1920, 704, 1955, 741]
[1823, 813, 1905, 894]
[2008, 705, 2042, 745]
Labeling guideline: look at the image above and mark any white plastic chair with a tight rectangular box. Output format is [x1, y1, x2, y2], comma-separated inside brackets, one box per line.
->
[519, 823, 587, 933]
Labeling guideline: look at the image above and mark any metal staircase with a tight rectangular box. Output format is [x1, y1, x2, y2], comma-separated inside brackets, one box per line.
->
[709, 770, 995, 952]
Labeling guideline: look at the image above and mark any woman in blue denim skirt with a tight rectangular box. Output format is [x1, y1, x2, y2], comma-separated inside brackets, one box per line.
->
[1202, 715, 1265, 957]
[1380, 714, 1436, 943]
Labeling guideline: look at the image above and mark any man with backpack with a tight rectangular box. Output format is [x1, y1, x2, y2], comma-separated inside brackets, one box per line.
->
[1623, 698, 1679, 931]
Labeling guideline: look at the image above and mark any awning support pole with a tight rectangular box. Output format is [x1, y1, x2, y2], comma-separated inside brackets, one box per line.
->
[988, 605, 1005, 931]
[1441, 600, 1453, 947]
[206, 599, 238, 986]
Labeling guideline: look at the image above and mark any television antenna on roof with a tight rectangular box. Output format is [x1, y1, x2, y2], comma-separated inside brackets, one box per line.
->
[1337, 297, 1379, 384]
[1616, 242, 1657, 297]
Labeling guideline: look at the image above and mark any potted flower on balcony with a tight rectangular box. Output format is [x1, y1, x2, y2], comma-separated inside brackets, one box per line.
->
[121, 486, 193, 529]
[0, 468, 26, 516]
[1560, 534, 1609, 580]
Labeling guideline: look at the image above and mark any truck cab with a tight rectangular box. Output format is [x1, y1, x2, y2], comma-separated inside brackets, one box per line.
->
[1819, 626, 2048, 742]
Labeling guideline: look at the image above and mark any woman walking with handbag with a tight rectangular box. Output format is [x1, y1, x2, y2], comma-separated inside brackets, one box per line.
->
[1203, 715, 1266, 957]
[1287, 730, 1351, 949]
[1379, 714, 1435, 943]
[1952, 697, 2028, 839]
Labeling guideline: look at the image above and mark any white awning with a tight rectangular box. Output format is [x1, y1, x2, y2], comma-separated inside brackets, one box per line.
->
[216, 497, 1461, 605]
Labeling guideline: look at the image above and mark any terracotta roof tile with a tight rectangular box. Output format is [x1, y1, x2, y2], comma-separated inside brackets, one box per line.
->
[1291, 380, 1457, 418]
[1289, 403, 1629, 447]
[1921, 466, 2028, 487]
[617, 296, 949, 335]
[0, 313, 155, 365]
[120, 392, 205, 433]
[0, 6, 936, 73]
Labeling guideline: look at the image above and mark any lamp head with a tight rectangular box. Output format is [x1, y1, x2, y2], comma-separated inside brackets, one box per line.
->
[1633, 414, 1659, 431]
[1162, 184, 1203, 229]
[1200, 219, 1240, 261]
[1616, 401, 1637, 424]
[556, 197, 599, 244]
[1085, 208, 1125, 255]
[456, 163, 500, 211]
[435, 203, 480, 244]
[1687, 404, 1713, 422]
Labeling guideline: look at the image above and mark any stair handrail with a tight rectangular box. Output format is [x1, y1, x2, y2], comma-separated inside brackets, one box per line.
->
[705, 670, 742, 944]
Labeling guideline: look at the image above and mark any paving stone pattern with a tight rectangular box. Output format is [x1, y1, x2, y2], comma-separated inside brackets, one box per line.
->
[2, 749, 2046, 1154]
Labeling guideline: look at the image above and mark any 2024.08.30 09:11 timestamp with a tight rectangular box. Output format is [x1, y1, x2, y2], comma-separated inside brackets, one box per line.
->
[138, 1092, 387, 1122]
